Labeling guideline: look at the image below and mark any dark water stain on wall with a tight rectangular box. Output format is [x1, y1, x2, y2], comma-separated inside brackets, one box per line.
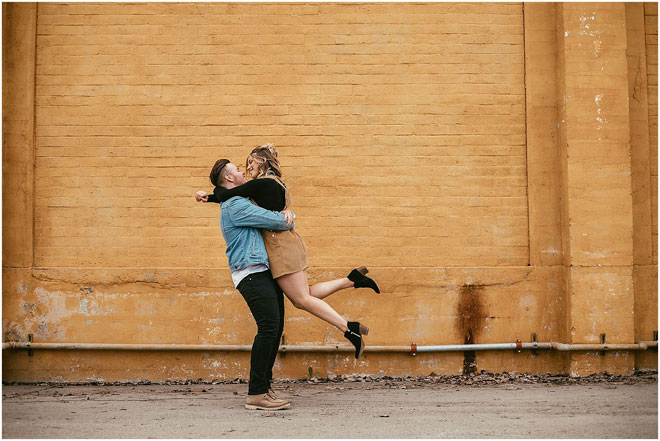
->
[457, 284, 486, 375]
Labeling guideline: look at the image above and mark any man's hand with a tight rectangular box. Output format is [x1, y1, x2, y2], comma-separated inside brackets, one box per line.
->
[196, 191, 208, 203]
[281, 209, 296, 227]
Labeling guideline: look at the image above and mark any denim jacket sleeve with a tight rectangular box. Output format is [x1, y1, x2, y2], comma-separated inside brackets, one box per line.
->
[224, 197, 294, 231]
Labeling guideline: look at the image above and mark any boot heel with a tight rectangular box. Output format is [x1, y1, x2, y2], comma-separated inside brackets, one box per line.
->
[345, 321, 368, 359]
[357, 266, 369, 276]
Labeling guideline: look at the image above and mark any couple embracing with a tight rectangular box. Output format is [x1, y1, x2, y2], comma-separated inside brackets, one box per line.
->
[195, 143, 380, 410]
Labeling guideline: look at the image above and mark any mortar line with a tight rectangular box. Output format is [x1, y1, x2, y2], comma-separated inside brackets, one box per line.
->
[31, 3, 39, 272]
[24, 264, 644, 270]
[521, 2, 532, 268]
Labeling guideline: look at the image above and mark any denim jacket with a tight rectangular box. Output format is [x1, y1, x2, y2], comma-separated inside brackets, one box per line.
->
[220, 196, 294, 272]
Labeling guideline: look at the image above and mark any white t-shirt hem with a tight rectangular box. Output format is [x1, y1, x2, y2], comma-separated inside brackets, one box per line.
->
[231, 263, 269, 288]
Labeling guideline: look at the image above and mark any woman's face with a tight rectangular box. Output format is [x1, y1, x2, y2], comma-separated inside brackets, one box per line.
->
[246, 154, 260, 179]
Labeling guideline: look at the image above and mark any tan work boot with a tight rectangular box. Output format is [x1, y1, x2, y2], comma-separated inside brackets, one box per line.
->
[245, 393, 290, 410]
[267, 389, 288, 403]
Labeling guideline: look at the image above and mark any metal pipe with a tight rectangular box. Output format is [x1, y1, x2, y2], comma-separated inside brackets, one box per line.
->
[2, 341, 657, 353]
[551, 342, 655, 351]
[284, 345, 411, 353]
[1, 342, 254, 351]
[0, 342, 408, 353]
[417, 343, 529, 352]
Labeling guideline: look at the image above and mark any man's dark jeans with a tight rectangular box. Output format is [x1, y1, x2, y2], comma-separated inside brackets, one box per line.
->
[236, 270, 284, 395]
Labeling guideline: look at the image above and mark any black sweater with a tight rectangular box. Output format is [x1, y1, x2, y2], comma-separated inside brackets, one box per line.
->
[207, 178, 287, 212]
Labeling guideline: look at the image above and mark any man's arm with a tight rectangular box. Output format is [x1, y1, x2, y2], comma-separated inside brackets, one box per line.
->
[224, 197, 294, 231]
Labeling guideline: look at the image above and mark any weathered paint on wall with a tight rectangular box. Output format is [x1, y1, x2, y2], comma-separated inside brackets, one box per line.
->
[3, 266, 567, 381]
[2, 2, 657, 382]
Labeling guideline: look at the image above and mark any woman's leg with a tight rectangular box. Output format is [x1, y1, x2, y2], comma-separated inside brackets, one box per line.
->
[277, 270, 349, 333]
[309, 277, 353, 300]
[308, 267, 380, 298]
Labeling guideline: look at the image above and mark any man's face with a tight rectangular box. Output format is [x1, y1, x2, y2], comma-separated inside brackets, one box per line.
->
[223, 163, 247, 186]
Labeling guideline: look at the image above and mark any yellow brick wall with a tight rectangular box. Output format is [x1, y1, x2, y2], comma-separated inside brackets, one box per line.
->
[646, 2, 658, 264]
[635, 2, 659, 369]
[3, 2, 657, 382]
[33, 2, 527, 269]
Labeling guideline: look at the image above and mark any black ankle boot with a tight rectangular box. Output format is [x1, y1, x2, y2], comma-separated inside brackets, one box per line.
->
[344, 321, 369, 359]
[347, 266, 380, 294]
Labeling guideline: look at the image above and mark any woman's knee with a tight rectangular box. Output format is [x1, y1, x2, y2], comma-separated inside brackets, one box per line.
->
[277, 272, 310, 309]
[289, 295, 311, 311]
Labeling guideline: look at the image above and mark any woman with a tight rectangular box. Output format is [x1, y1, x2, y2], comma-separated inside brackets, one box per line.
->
[196, 143, 379, 358]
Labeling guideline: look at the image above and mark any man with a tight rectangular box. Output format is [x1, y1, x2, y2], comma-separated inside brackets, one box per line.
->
[196, 159, 293, 411]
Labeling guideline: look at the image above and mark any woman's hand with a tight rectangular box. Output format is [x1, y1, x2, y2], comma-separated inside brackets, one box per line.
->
[195, 191, 208, 203]
[281, 209, 296, 227]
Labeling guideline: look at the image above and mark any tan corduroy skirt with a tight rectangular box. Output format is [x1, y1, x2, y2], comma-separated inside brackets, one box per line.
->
[261, 228, 309, 279]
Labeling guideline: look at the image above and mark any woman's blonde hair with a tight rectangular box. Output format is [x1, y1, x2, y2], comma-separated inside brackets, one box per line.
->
[247, 143, 291, 207]
[247, 143, 283, 180]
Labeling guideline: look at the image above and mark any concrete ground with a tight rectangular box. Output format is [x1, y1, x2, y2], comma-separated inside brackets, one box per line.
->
[2, 378, 658, 439]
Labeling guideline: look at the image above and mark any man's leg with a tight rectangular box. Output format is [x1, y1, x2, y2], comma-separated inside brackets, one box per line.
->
[266, 279, 285, 390]
[237, 271, 282, 396]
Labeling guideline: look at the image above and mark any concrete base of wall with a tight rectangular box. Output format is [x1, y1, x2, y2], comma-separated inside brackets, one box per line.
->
[2, 265, 655, 382]
[2, 350, 573, 383]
